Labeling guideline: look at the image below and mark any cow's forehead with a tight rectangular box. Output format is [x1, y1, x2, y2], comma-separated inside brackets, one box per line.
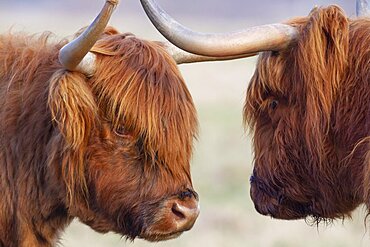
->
[90, 34, 198, 166]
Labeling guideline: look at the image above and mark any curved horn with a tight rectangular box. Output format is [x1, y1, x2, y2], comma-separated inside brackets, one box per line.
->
[357, 0, 370, 17]
[59, 0, 119, 75]
[163, 42, 257, 64]
[140, 0, 298, 58]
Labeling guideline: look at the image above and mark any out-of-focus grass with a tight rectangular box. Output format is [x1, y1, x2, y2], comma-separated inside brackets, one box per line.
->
[1, 2, 370, 247]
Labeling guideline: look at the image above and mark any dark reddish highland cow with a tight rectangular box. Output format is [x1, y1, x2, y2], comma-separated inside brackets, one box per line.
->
[140, 0, 370, 224]
[245, 7, 370, 221]
[0, 0, 230, 245]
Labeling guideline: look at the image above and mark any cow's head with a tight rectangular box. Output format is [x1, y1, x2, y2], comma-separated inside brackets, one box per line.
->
[48, 1, 199, 241]
[137, 0, 370, 222]
[245, 6, 355, 221]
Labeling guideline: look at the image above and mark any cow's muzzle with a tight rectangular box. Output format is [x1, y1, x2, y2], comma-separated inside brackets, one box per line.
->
[250, 169, 311, 220]
[140, 189, 200, 241]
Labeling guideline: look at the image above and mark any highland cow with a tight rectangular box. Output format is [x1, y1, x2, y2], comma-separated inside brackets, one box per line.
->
[245, 6, 370, 221]
[140, 0, 370, 223]
[0, 1, 206, 246]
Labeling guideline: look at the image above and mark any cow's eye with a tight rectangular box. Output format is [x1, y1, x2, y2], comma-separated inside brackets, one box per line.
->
[269, 100, 278, 110]
[114, 126, 127, 137]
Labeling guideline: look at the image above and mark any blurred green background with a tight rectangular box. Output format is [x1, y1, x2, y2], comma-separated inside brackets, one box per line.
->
[1, 1, 369, 246]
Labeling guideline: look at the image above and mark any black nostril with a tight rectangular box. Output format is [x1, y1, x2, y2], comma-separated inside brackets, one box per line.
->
[250, 168, 257, 183]
[178, 189, 194, 200]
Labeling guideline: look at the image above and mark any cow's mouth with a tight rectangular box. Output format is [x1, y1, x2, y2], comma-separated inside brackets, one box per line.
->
[139, 231, 183, 242]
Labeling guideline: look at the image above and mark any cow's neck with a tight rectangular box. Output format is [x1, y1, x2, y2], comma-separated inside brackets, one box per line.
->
[333, 44, 370, 205]
[0, 172, 71, 247]
[16, 205, 71, 247]
[0, 141, 72, 246]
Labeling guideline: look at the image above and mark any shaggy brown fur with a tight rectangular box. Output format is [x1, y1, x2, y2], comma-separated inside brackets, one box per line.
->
[245, 5, 370, 222]
[0, 26, 198, 246]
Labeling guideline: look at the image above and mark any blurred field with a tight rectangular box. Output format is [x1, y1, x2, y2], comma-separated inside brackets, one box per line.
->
[1, 1, 370, 246]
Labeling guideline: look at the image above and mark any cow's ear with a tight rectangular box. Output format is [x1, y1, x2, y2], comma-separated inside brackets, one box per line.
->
[48, 70, 97, 150]
[298, 5, 349, 103]
[48, 71, 97, 202]
[294, 6, 349, 157]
